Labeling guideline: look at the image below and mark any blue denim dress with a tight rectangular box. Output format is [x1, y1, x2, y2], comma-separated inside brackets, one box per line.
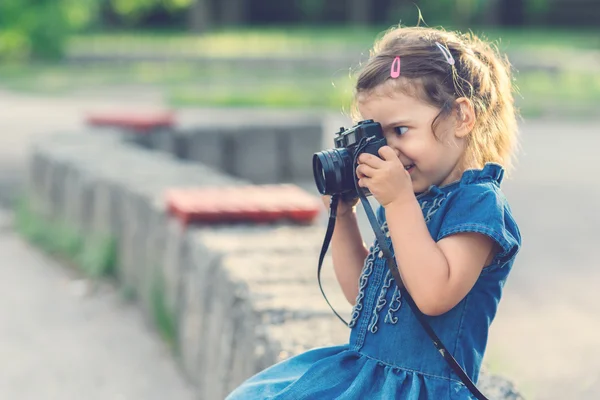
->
[226, 163, 521, 399]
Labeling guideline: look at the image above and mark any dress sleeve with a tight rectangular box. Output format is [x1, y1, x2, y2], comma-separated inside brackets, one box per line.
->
[437, 183, 521, 267]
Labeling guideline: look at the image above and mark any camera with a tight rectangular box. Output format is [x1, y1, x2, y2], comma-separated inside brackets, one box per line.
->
[312, 119, 386, 200]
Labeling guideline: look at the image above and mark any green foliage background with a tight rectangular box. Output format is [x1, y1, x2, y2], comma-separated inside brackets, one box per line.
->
[0, 0, 97, 60]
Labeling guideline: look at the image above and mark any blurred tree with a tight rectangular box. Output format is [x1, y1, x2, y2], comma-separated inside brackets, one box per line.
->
[499, 0, 526, 25]
[110, 0, 195, 24]
[68, 0, 595, 34]
[349, 0, 370, 25]
[0, 0, 95, 61]
[219, 0, 247, 26]
[525, 0, 550, 25]
[297, 0, 327, 22]
[383, 0, 457, 27]
[188, 0, 213, 32]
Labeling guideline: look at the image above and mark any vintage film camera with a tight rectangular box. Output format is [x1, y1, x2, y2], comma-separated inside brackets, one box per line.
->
[312, 119, 386, 200]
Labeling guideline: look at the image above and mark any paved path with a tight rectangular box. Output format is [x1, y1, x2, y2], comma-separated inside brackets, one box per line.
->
[483, 119, 600, 400]
[0, 210, 195, 400]
[0, 90, 196, 400]
[0, 89, 599, 399]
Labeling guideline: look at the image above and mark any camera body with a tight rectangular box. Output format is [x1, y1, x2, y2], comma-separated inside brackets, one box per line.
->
[313, 119, 386, 199]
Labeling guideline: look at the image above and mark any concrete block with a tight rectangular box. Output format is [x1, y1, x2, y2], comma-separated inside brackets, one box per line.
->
[148, 127, 176, 154]
[140, 201, 182, 328]
[89, 178, 121, 238]
[60, 166, 80, 226]
[122, 129, 153, 149]
[180, 232, 223, 390]
[128, 192, 153, 297]
[132, 197, 161, 321]
[48, 161, 68, 220]
[115, 189, 145, 294]
[76, 174, 96, 235]
[38, 155, 57, 219]
[27, 147, 45, 198]
[180, 128, 225, 171]
[58, 164, 95, 235]
[285, 124, 324, 181]
[223, 286, 259, 395]
[198, 259, 239, 400]
[173, 117, 324, 184]
[230, 128, 281, 184]
[177, 233, 214, 387]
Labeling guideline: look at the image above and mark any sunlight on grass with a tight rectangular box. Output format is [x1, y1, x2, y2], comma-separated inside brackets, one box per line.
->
[69, 26, 599, 58]
[69, 27, 375, 58]
[0, 61, 597, 118]
[1, 25, 598, 118]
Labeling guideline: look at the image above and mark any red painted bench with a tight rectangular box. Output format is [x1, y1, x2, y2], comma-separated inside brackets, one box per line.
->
[86, 111, 175, 133]
[166, 184, 322, 226]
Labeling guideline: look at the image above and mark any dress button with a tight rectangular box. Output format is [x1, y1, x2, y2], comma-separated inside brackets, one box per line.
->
[378, 250, 383, 258]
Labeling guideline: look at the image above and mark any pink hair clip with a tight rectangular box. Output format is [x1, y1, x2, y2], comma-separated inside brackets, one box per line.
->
[435, 42, 455, 66]
[390, 56, 401, 78]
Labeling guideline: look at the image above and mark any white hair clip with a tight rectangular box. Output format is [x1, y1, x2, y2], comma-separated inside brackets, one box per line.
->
[435, 42, 455, 66]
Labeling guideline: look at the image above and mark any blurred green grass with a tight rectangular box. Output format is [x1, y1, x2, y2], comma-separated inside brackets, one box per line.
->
[68, 26, 600, 57]
[0, 61, 597, 118]
[0, 26, 598, 118]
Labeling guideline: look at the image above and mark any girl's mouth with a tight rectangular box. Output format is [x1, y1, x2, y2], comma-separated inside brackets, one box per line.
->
[404, 164, 415, 173]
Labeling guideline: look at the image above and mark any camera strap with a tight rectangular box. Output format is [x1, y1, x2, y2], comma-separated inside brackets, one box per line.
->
[315, 139, 488, 400]
[316, 194, 352, 325]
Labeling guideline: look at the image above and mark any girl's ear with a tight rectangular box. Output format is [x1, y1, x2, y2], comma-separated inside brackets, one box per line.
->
[454, 97, 476, 138]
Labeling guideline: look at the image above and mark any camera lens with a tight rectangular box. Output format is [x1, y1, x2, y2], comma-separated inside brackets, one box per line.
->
[312, 148, 354, 196]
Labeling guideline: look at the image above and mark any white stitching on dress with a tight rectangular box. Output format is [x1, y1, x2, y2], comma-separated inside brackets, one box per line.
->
[422, 193, 449, 223]
[348, 243, 378, 328]
[367, 269, 394, 333]
[385, 286, 402, 324]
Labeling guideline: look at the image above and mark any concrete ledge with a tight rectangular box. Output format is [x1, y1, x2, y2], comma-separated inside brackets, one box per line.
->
[99, 109, 327, 184]
[22, 128, 523, 400]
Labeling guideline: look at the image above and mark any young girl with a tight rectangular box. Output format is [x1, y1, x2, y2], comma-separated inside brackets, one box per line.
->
[227, 25, 521, 399]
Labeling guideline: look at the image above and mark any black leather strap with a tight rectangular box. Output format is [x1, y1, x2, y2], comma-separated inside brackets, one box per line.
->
[317, 194, 350, 326]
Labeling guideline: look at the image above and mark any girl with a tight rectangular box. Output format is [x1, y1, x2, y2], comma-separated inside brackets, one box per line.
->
[227, 25, 521, 399]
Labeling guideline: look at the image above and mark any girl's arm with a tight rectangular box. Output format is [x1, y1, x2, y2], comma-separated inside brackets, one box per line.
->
[330, 210, 369, 305]
[385, 197, 495, 316]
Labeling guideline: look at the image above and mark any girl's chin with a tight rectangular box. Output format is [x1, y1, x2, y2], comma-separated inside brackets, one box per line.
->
[411, 180, 429, 194]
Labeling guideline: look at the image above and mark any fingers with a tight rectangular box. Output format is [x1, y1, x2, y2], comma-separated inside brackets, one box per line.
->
[357, 177, 370, 188]
[356, 163, 377, 179]
[377, 145, 398, 162]
[358, 152, 385, 167]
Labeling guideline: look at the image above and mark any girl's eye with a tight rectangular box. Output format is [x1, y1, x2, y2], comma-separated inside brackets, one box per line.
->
[394, 126, 408, 135]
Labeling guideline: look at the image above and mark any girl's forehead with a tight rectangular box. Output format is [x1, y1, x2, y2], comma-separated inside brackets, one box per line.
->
[356, 81, 442, 124]
[357, 81, 424, 111]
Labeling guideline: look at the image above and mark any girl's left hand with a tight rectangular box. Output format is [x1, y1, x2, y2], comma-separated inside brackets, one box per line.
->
[356, 146, 414, 207]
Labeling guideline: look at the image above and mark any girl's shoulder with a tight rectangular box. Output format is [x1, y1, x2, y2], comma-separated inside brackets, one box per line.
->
[442, 162, 513, 214]
[427, 163, 522, 267]
[442, 162, 511, 216]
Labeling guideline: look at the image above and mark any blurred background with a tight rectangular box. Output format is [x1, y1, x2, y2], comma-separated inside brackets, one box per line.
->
[0, 0, 598, 115]
[0, 1, 599, 400]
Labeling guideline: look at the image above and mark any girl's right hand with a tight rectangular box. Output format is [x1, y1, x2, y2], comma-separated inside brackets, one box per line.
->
[321, 195, 359, 217]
